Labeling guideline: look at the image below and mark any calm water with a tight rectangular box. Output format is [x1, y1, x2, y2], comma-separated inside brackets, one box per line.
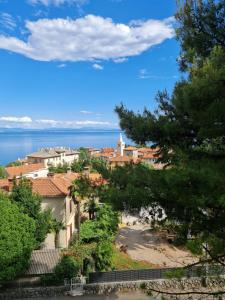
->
[0, 130, 130, 165]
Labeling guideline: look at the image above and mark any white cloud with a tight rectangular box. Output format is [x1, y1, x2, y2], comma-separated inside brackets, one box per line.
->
[57, 63, 66, 68]
[36, 119, 59, 125]
[0, 13, 16, 31]
[75, 120, 110, 125]
[80, 110, 92, 114]
[0, 15, 175, 62]
[0, 116, 32, 123]
[139, 68, 149, 79]
[113, 57, 128, 63]
[92, 63, 104, 70]
[138, 68, 178, 80]
[28, 0, 88, 6]
[0, 116, 117, 128]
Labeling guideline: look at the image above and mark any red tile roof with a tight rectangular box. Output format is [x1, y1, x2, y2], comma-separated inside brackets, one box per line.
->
[101, 148, 114, 153]
[0, 172, 104, 198]
[5, 163, 46, 178]
[124, 146, 137, 151]
[31, 172, 104, 198]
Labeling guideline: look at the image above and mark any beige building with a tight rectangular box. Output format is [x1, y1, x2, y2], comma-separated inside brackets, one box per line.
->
[0, 171, 103, 249]
[27, 148, 79, 167]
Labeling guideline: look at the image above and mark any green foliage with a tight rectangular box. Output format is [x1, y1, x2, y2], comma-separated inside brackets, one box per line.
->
[165, 268, 186, 280]
[90, 158, 110, 178]
[94, 239, 114, 271]
[176, 0, 225, 71]
[186, 239, 203, 255]
[78, 204, 119, 271]
[54, 255, 81, 281]
[80, 204, 119, 243]
[84, 199, 99, 220]
[0, 192, 36, 283]
[112, 0, 225, 266]
[96, 204, 119, 235]
[112, 246, 152, 270]
[49, 163, 68, 173]
[0, 166, 7, 178]
[80, 220, 106, 243]
[71, 148, 91, 172]
[6, 161, 22, 167]
[41, 255, 81, 285]
[11, 178, 53, 247]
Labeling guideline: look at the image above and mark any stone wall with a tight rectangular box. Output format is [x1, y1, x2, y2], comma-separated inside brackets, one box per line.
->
[0, 286, 70, 300]
[1, 277, 225, 299]
[84, 277, 225, 299]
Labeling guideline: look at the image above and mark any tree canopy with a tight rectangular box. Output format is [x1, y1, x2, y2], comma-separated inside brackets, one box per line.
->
[0, 192, 36, 283]
[111, 0, 225, 265]
[11, 178, 53, 247]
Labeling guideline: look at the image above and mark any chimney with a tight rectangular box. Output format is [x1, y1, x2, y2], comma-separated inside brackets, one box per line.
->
[47, 172, 55, 178]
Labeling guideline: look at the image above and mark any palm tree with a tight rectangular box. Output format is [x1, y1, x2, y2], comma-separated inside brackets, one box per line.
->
[85, 199, 99, 220]
[69, 183, 81, 241]
[69, 175, 93, 241]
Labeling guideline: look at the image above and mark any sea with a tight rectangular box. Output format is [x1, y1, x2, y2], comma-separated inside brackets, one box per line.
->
[0, 129, 130, 166]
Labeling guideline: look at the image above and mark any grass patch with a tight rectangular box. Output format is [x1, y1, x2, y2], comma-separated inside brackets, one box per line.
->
[112, 246, 153, 270]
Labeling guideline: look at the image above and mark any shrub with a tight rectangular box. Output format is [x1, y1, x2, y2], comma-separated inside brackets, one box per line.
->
[0, 192, 36, 283]
[94, 239, 114, 271]
[54, 256, 81, 282]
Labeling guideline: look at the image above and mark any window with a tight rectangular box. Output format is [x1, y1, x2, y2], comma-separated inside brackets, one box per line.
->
[69, 223, 73, 240]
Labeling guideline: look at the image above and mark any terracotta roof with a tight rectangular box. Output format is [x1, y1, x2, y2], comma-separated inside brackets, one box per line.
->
[5, 163, 46, 178]
[93, 152, 113, 159]
[31, 172, 103, 197]
[109, 156, 133, 163]
[124, 146, 137, 151]
[0, 172, 104, 197]
[0, 179, 11, 191]
[138, 147, 160, 153]
[101, 147, 114, 153]
[31, 178, 68, 197]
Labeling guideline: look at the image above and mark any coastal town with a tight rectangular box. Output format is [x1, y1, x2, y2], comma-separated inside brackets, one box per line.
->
[0, 0, 224, 298]
[0, 134, 164, 249]
[0, 134, 197, 297]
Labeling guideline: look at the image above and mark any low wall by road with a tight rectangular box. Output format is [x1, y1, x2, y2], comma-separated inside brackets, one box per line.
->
[85, 277, 225, 297]
[0, 286, 70, 300]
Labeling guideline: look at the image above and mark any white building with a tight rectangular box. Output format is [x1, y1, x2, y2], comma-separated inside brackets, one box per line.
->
[27, 148, 79, 167]
[117, 133, 125, 156]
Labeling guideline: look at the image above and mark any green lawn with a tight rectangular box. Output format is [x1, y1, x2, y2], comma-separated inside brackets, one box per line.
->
[112, 246, 153, 270]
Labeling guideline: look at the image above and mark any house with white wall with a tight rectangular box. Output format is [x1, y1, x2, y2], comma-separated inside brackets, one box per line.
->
[26, 148, 79, 167]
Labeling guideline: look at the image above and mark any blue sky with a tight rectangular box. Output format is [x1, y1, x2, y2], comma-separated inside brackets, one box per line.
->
[0, 0, 180, 129]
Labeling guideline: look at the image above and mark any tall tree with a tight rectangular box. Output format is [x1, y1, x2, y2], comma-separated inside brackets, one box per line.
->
[176, 0, 225, 71]
[112, 0, 225, 265]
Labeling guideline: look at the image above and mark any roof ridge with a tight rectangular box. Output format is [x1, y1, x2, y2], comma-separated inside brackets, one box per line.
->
[50, 177, 68, 195]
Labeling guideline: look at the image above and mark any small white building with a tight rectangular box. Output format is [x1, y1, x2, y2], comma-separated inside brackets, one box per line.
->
[27, 148, 79, 167]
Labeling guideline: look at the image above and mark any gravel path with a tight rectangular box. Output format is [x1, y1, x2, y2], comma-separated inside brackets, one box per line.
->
[116, 224, 197, 268]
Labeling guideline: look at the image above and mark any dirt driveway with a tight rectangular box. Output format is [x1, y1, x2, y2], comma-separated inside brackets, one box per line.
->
[116, 224, 197, 268]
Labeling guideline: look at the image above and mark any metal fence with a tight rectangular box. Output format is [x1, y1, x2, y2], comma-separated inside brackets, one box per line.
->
[89, 265, 225, 284]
